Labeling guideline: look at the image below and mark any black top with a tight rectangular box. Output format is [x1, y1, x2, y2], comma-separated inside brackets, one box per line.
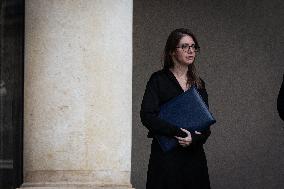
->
[277, 74, 284, 121]
[140, 69, 211, 189]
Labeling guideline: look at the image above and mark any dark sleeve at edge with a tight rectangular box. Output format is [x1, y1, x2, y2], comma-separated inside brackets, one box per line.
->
[277, 75, 284, 121]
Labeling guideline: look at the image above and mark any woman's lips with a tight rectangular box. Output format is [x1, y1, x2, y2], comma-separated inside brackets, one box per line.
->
[186, 56, 194, 60]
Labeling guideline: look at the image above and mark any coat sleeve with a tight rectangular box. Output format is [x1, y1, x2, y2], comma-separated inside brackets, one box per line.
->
[277, 74, 284, 121]
[191, 80, 212, 145]
[140, 74, 186, 137]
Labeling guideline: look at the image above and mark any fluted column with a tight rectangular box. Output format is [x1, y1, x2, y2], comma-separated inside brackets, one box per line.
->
[22, 0, 133, 188]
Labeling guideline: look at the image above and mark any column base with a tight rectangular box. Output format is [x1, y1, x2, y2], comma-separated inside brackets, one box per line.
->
[19, 182, 134, 189]
[19, 170, 135, 189]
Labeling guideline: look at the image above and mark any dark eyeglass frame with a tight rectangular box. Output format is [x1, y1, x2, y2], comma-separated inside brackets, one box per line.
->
[176, 43, 200, 52]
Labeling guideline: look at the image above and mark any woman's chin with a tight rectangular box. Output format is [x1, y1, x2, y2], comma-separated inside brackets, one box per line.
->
[184, 61, 194, 65]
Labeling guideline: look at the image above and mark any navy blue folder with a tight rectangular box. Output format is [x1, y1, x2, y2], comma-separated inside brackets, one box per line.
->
[157, 86, 216, 152]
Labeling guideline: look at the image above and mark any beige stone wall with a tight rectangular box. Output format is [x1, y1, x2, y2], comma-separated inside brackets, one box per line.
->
[23, 0, 133, 188]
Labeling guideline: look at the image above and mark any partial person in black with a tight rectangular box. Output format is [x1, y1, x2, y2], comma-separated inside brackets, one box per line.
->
[277, 74, 284, 121]
[140, 28, 212, 189]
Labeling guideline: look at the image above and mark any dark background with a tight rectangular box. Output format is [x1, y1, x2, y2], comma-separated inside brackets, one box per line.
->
[0, 0, 283, 189]
[0, 0, 24, 188]
[132, 0, 284, 189]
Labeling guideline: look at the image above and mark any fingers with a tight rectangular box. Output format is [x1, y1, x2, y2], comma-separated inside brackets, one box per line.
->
[178, 139, 191, 147]
[178, 130, 201, 147]
[176, 128, 191, 139]
[179, 128, 202, 135]
[178, 140, 190, 145]
[181, 128, 191, 135]
[175, 135, 191, 142]
[176, 137, 191, 143]
[175, 128, 193, 147]
[175, 136, 186, 141]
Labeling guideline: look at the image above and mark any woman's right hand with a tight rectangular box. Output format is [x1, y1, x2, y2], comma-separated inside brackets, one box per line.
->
[175, 128, 192, 147]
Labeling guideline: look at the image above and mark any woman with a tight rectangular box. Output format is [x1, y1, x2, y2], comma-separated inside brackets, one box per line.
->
[140, 28, 211, 189]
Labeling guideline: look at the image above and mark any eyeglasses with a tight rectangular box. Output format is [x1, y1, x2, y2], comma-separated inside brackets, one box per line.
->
[176, 43, 200, 52]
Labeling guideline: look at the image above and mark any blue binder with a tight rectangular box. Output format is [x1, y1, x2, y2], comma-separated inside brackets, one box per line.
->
[157, 86, 216, 152]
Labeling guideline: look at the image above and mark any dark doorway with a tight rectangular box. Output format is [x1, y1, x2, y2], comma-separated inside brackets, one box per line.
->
[0, 0, 24, 188]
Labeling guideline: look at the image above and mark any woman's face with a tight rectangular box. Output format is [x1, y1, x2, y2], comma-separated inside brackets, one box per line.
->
[171, 35, 196, 66]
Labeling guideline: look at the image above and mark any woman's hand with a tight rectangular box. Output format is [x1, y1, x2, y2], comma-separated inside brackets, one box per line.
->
[175, 128, 201, 147]
[175, 128, 192, 147]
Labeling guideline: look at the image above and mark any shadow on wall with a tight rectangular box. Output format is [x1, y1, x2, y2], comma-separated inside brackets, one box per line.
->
[131, 0, 284, 189]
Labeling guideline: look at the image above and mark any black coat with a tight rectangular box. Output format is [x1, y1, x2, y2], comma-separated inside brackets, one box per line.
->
[140, 69, 211, 189]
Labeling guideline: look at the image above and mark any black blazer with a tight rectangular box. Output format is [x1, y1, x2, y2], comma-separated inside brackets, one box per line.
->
[140, 69, 211, 145]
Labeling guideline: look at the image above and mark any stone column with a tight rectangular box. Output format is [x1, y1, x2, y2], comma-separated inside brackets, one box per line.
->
[21, 0, 133, 188]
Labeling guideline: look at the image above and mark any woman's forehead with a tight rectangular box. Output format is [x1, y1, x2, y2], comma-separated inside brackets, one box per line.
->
[179, 35, 194, 44]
